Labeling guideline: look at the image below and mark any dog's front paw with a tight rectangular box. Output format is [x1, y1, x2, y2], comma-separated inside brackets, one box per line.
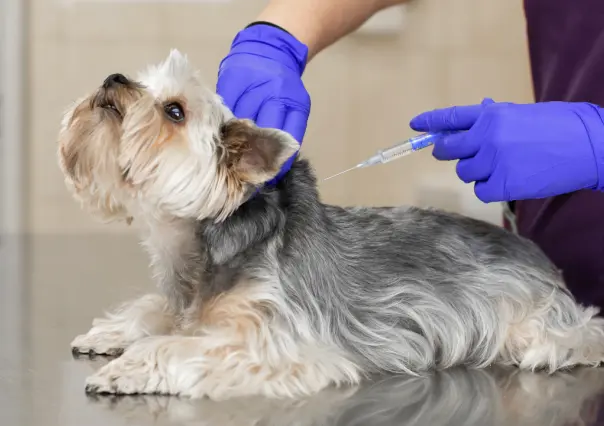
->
[71, 331, 129, 357]
[85, 354, 165, 395]
[84, 337, 177, 396]
[71, 295, 175, 357]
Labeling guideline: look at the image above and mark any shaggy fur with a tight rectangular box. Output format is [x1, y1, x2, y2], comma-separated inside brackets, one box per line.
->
[59, 50, 604, 400]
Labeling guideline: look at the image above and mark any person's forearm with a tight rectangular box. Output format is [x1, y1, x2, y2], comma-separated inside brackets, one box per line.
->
[256, 0, 409, 61]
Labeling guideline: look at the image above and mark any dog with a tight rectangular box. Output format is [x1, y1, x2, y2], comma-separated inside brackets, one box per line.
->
[58, 50, 604, 400]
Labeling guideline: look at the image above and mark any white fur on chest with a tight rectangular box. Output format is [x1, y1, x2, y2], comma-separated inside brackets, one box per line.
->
[140, 217, 200, 299]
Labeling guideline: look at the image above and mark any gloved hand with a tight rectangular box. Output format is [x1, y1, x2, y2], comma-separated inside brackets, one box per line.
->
[409, 98, 604, 202]
[217, 23, 311, 186]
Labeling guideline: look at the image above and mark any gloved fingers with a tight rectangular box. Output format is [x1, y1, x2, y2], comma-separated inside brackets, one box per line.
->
[480, 97, 496, 107]
[217, 89, 238, 113]
[410, 98, 496, 132]
[432, 131, 480, 161]
[215, 74, 242, 113]
[255, 101, 287, 131]
[473, 181, 503, 203]
[282, 108, 309, 143]
[456, 153, 492, 183]
[410, 105, 483, 132]
[230, 90, 266, 121]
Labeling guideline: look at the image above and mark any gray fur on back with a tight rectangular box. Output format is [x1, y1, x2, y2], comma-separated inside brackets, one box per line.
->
[196, 158, 575, 374]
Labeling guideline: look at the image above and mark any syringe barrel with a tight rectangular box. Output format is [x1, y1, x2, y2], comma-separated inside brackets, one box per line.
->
[378, 143, 413, 163]
[409, 133, 441, 150]
[379, 131, 459, 164]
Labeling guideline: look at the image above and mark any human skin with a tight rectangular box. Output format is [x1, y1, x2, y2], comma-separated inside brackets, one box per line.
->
[256, 0, 410, 61]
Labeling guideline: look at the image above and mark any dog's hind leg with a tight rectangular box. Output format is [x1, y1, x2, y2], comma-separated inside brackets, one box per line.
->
[499, 292, 604, 372]
[71, 294, 175, 356]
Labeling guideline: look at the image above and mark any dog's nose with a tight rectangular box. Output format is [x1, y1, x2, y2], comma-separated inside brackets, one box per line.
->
[103, 73, 129, 88]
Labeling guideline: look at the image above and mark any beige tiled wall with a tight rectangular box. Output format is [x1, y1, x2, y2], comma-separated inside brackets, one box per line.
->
[27, 0, 533, 234]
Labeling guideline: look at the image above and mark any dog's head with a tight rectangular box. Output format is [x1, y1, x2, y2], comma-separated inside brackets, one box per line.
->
[57, 49, 299, 224]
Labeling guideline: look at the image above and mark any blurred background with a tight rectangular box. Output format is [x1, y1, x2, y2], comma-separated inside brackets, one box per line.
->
[0, 1, 536, 423]
[18, 0, 532, 236]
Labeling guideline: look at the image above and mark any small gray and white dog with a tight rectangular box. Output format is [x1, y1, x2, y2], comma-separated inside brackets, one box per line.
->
[58, 50, 604, 400]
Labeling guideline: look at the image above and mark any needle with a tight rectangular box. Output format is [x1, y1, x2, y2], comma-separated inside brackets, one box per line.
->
[323, 165, 360, 181]
[322, 131, 462, 182]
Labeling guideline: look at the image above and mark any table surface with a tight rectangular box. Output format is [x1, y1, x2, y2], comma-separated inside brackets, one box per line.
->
[2, 234, 604, 426]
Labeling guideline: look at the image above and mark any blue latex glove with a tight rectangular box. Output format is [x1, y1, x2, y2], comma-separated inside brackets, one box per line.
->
[409, 98, 604, 202]
[217, 23, 311, 186]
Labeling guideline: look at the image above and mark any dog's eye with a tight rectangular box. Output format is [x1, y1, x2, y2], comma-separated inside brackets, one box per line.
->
[164, 102, 185, 123]
[102, 104, 121, 117]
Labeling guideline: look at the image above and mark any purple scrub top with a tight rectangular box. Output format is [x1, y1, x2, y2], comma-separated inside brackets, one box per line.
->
[507, 1, 604, 311]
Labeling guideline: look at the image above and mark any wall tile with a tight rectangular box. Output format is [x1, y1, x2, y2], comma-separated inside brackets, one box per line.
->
[400, 0, 527, 55]
[299, 42, 356, 205]
[446, 53, 534, 105]
[60, 3, 163, 42]
[29, 0, 65, 40]
[158, 1, 264, 42]
[344, 41, 450, 207]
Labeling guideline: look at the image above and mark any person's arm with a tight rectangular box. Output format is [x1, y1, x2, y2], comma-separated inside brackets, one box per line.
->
[257, 0, 410, 61]
[217, 0, 409, 187]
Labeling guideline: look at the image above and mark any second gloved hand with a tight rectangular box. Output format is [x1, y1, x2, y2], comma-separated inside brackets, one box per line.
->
[409, 99, 604, 202]
[217, 23, 311, 186]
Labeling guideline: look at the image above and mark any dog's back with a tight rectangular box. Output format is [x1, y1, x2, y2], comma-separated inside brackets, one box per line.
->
[197, 159, 602, 378]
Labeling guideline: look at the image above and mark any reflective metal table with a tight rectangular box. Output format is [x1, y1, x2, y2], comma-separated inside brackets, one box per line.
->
[2, 235, 604, 426]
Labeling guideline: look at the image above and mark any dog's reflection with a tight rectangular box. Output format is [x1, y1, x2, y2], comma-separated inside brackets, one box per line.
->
[87, 366, 604, 426]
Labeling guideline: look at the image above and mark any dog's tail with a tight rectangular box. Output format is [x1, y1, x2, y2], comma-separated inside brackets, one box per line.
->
[500, 287, 604, 372]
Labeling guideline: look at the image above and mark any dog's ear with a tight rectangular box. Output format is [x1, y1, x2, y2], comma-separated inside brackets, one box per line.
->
[220, 119, 300, 185]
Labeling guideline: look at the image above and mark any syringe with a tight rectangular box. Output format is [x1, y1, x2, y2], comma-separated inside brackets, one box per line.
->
[323, 130, 460, 181]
